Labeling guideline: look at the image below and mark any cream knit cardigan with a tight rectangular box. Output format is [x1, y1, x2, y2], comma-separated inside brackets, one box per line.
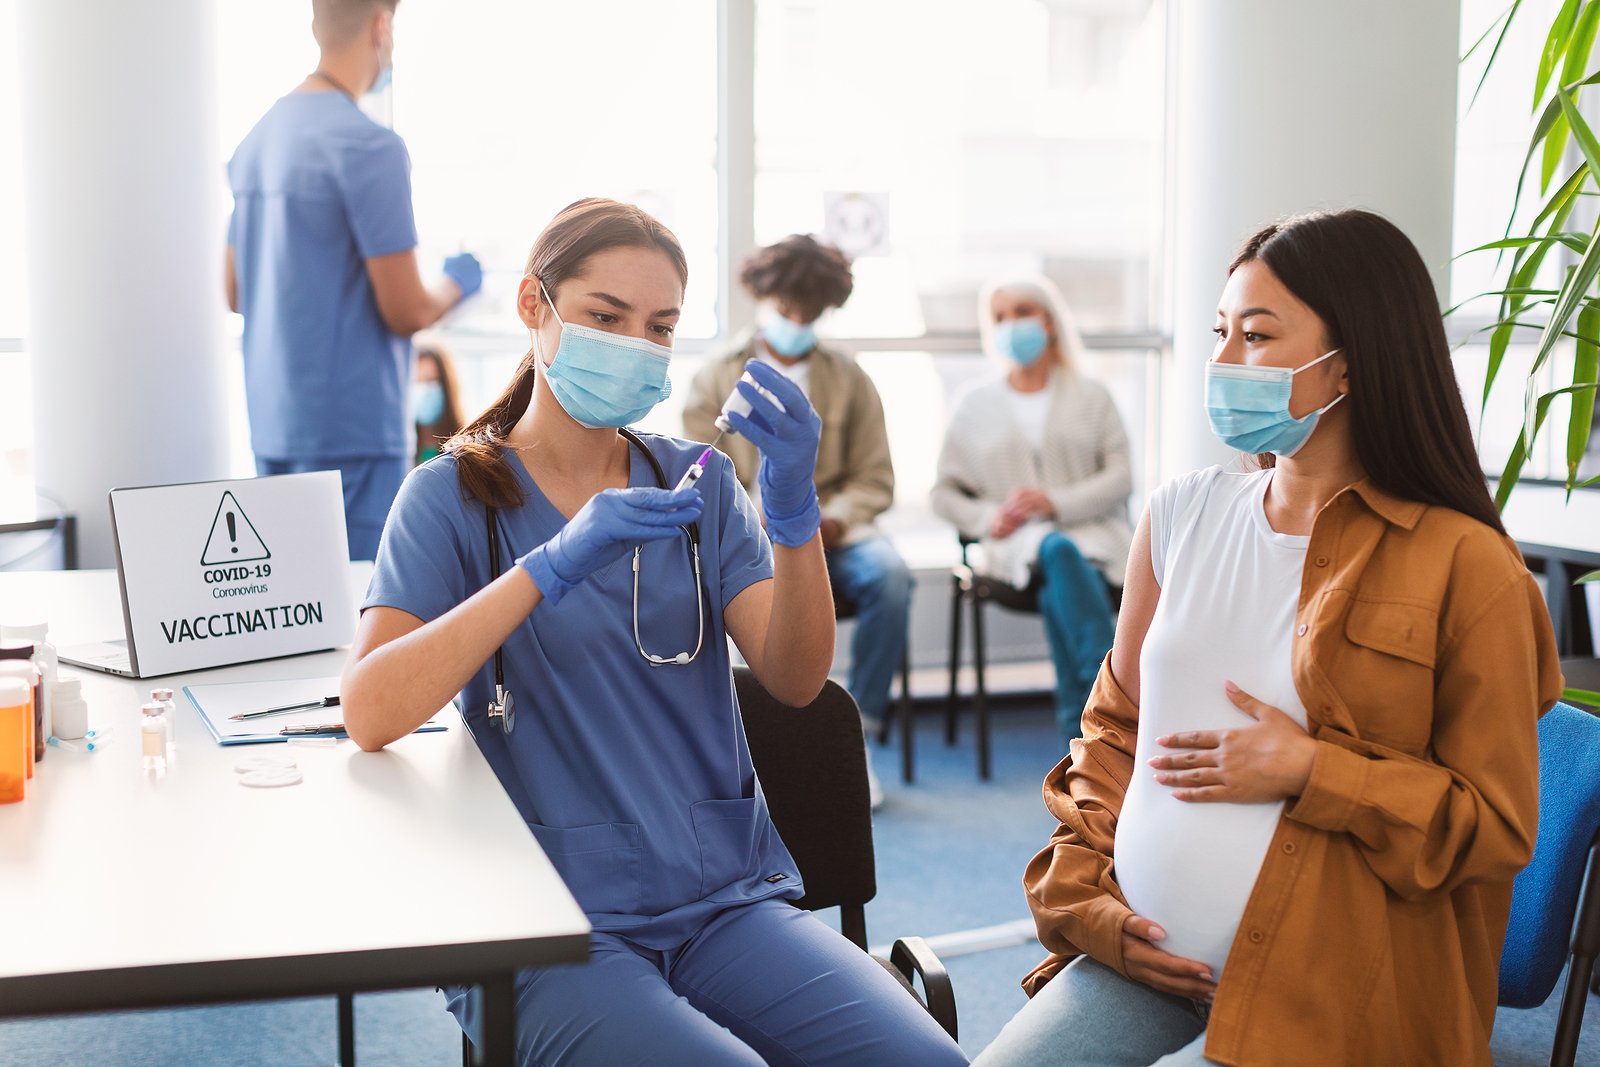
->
[932, 368, 1133, 585]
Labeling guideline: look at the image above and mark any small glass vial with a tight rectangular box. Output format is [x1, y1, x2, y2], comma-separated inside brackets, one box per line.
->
[151, 688, 176, 765]
[140, 701, 169, 772]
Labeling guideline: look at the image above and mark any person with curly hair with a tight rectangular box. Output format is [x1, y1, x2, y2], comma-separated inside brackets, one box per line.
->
[684, 236, 906, 804]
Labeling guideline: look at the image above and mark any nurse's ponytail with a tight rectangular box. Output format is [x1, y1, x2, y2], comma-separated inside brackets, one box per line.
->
[447, 198, 688, 509]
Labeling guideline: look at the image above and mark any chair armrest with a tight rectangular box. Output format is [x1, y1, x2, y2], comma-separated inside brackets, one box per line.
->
[890, 936, 958, 1041]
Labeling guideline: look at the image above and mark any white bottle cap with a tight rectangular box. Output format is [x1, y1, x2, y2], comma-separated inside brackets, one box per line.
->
[0, 678, 28, 707]
[0, 622, 48, 641]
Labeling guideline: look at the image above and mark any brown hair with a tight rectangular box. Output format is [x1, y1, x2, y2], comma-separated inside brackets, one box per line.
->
[414, 344, 464, 463]
[445, 198, 688, 509]
[740, 235, 854, 323]
[1231, 210, 1504, 534]
[311, 0, 397, 48]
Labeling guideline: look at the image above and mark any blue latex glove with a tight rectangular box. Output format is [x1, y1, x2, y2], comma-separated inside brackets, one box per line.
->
[443, 252, 483, 301]
[518, 486, 703, 607]
[724, 359, 823, 547]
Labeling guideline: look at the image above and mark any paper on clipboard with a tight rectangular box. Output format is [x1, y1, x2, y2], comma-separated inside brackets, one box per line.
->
[182, 675, 448, 745]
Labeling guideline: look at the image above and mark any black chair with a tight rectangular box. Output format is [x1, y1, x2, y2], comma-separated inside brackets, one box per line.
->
[832, 585, 915, 784]
[946, 534, 1121, 780]
[734, 667, 958, 1040]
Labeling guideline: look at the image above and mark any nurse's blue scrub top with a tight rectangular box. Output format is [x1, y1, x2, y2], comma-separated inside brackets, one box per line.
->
[364, 434, 803, 949]
[227, 90, 417, 462]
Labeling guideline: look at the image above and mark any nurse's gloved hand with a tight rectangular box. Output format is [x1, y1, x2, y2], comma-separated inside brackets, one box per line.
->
[517, 486, 702, 607]
[724, 360, 822, 548]
[443, 252, 483, 301]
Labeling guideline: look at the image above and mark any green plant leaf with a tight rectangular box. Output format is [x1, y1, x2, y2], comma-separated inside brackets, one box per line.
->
[1569, 305, 1599, 491]
[1544, 112, 1573, 193]
[1536, 0, 1582, 109]
[1460, 232, 1591, 256]
[1468, 1, 1524, 109]
[1576, 569, 1600, 582]
[1565, 0, 1600, 85]
[1563, 687, 1600, 706]
[1505, 71, 1600, 235]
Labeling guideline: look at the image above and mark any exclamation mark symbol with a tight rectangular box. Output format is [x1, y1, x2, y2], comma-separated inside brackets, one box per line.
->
[227, 512, 238, 553]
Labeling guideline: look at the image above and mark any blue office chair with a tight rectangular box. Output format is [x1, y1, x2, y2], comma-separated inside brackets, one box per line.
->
[1500, 701, 1600, 1067]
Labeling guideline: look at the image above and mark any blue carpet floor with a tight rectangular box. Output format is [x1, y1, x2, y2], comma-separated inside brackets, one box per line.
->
[3, 703, 1596, 1065]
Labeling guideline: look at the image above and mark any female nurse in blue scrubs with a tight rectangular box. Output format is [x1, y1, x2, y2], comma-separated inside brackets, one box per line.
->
[341, 198, 969, 1067]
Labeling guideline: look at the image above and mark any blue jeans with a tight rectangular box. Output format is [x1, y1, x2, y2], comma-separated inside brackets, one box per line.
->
[444, 899, 967, 1067]
[972, 956, 1214, 1067]
[826, 537, 912, 725]
[255, 456, 408, 562]
[1035, 532, 1116, 744]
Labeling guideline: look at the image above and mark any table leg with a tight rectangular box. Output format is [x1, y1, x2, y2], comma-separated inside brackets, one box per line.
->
[338, 991, 355, 1067]
[478, 973, 516, 1067]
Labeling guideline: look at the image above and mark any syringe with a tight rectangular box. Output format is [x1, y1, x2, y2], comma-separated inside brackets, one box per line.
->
[673, 442, 718, 492]
[674, 370, 788, 493]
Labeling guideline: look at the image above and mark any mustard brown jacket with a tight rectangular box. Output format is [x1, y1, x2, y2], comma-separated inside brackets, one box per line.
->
[1022, 478, 1562, 1066]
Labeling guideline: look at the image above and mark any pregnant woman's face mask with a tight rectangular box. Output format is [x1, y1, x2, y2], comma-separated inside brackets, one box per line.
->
[1204, 348, 1344, 458]
[535, 281, 673, 429]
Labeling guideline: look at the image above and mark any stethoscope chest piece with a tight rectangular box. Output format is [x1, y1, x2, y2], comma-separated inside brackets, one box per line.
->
[487, 684, 515, 734]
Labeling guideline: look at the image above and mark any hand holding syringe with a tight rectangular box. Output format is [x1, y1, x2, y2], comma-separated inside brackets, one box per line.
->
[673, 368, 790, 492]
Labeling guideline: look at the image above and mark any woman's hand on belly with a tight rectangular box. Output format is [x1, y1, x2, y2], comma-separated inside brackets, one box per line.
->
[1149, 681, 1316, 804]
[1122, 916, 1217, 1000]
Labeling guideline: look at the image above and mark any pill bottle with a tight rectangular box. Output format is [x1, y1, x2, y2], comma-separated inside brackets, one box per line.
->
[0, 678, 28, 802]
[51, 676, 87, 739]
[140, 701, 168, 772]
[0, 648, 37, 774]
[151, 687, 177, 765]
[1, 623, 55, 745]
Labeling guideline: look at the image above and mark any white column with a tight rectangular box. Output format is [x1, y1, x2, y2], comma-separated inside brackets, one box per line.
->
[718, 0, 757, 341]
[17, 0, 229, 568]
[1161, 0, 1461, 481]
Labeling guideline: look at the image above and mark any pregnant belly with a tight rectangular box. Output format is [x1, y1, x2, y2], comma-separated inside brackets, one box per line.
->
[1114, 774, 1285, 980]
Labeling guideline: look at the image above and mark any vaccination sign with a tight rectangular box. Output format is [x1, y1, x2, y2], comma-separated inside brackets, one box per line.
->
[109, 472, 356, 677]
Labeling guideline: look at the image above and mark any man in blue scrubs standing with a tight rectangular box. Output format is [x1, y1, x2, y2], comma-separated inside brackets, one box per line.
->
[225, 0, 480, 560]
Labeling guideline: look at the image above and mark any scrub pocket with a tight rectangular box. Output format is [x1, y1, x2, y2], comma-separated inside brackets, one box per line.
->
[528, 821, 643, 916]
[691, 797, 765, 902]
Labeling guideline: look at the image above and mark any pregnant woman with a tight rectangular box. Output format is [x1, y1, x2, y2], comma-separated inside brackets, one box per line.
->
[973, 210, 1561, 1067]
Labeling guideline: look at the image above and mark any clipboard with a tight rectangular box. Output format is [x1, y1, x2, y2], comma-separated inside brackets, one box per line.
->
[183, 675, 448, 745]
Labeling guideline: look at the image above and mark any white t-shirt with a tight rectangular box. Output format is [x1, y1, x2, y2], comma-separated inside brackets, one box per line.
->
[1004, 384, 1052, 453]
[757, 349, 811, 398]
[1113, 466, 1308, 980]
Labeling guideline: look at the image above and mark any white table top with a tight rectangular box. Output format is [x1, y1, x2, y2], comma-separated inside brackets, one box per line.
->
[0, 567, 589, 1014]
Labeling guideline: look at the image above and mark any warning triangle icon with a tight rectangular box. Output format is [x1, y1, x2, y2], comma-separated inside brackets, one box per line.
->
[200, 491, 271, 566]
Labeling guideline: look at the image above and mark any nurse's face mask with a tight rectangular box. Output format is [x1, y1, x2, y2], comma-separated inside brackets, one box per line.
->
[532, 280, 673, 429]
[1205, 347, 1345, 458]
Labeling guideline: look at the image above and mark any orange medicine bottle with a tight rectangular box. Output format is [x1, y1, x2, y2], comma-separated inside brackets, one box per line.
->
[0, 654, 38, 777]
[0, 677, 28, 802]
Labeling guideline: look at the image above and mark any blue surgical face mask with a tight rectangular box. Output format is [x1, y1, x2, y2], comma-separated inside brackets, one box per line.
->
[1205, 348, 1345, 458]
[368, 64, 393, 95]
[536, 282, 673, 429]
[994, 316, 1049, 366]
[759, 307, 817, 358]
[411, 381, 444, 426]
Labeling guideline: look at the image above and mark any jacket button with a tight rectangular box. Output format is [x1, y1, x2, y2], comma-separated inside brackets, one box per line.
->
[1296, 624, 1307, 637]
[1283, 841, 1296, 854]
[1249, 930, 1264, 943]
[1315, 555, 1329, 567]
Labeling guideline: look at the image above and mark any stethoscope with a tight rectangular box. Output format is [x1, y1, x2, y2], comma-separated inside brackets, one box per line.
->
[484, 427, 705, 735]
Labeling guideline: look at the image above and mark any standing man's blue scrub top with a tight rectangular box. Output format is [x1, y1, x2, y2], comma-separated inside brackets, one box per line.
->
[227, 90, 418, 559]
[363, 435, 803, 946]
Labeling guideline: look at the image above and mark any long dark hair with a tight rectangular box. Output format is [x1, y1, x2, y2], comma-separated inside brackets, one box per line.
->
[446, 198, 688, 508]
[1231, 210, 1504, 534]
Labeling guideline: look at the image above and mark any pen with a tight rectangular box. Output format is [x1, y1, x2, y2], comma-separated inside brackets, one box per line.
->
[230, 696, 340, 721]
[281, 722, 347, 737]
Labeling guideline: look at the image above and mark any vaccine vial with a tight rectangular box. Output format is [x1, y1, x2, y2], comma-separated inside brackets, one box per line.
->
[151, 688, 176, 765]
[715, 370, 787, 435]
[140, 701, 169, 772]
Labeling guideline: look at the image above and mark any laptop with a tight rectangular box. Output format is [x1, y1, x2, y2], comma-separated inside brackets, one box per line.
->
[59, 472, 356, 679]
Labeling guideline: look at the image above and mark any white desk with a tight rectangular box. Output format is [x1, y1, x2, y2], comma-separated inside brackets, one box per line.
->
[0, 567, 588, 1066]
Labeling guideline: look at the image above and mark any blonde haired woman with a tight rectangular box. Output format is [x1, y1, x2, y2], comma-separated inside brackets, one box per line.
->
[933, 275, 1132, 743]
